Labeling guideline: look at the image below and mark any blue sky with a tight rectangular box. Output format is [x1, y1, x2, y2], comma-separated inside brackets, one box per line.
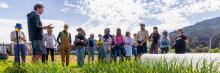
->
[1, 0, 220, 43]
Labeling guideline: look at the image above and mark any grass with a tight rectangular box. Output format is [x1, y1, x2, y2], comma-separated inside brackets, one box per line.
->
[0, 55, 219, 73]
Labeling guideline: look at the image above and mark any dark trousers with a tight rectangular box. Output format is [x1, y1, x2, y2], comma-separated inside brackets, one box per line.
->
[161, 47, 169, 54]
[46, 48, 55, 62]
[150, 44, 158, 54]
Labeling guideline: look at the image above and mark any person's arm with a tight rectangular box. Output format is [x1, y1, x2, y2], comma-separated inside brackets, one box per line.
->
[10, 32, 15, 42]
[184, 36, 189, 47]
[69, 33, 72, 44]
[57, 32, 61, 45]
[53, 34, 57, 46]
[74, 35, 80, 45]
[32, 15, 52, 30]
[21, 32, 27, 42]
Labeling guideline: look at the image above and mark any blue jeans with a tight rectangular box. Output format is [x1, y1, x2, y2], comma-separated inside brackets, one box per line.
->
[31, 40, 46, 55]
[87, 47, 95, 63]
[114, 45, 124, 62]
[76, 47, 85, 67]
[133, 46, 138, 59]
[14, 44, 26, 64]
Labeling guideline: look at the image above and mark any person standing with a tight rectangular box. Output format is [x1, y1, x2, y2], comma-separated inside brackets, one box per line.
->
[114, 28, 125, 63]
[57, 24, 72, 66]
[174, 29, 188, 54]
[87, 34, 96, 64]
[149, 27, 160, 54]
[137, 24, 149, 58]
[124, 32, 133, 61]
[74, 27, 87, 67]
[43, 25, 56, 62]
[132, 33, 138, 60]
[27, 4, 51, 62]
[10, 23, 28, 64]
[97, 34, 105, 62]
[102, 29, 113, 62]
[160, 30, 170, 54]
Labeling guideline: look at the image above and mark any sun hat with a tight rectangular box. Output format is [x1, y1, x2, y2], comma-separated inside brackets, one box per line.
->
[15, 23, 22, 29]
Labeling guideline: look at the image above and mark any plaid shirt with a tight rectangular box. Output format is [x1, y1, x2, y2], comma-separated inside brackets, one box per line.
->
[43, 33, 57, 48]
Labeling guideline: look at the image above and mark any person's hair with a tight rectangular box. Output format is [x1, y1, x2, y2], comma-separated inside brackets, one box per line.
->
[125, 31, 130, 37]
[98, 34, 102, 37]
[153, 26, 158, 29]
[34, 4, 44, 10]
[133, 33, 137, 37]
[152, 27, 159, 37]
[163, 30, 168, 37]
[116, 28, 121, 36]
[177, 29, 184, 34]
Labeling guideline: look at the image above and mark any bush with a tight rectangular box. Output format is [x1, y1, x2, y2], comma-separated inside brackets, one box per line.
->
[192, 47, 209, 53]
[210, 48, 220, 53]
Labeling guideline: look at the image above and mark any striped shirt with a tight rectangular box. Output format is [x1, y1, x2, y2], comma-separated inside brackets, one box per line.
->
[43, 33, 56, 48]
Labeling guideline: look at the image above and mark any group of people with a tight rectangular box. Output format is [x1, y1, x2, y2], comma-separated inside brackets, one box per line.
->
[10, 4, 189, 67]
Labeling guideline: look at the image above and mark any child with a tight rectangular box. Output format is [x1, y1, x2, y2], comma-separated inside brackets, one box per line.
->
[124, 32, 133, 61]
[87, 34, 96, 64]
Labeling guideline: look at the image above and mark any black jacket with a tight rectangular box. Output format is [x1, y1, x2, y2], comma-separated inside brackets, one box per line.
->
[27, 11, 43, 41]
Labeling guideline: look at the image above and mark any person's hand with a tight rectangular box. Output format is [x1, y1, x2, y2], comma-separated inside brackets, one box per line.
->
[77, 39, 80, 42]
[80, 40, 84, 43]
[27, 48, 31, 51]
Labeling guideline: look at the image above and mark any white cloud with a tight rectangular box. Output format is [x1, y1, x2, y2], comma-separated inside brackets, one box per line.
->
[64, 0, 220, 34]
[60, 7, 71, 12]
[0, 1, 9, 8]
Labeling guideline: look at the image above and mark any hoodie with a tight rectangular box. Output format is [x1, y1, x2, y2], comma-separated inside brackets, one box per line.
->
[27, 11, 43, 41]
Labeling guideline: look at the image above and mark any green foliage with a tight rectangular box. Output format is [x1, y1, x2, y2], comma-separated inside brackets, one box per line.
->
[82, 59, 220, 73]
[192, 47, 209, 53]
[0, 58, 219, 73]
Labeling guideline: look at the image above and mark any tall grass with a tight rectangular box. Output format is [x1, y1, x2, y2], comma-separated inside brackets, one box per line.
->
[82, 58, 220, 73]
[0, 58, 219, 73]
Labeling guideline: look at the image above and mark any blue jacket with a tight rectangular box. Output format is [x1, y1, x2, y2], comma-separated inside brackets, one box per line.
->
[27, 11, 43, 41]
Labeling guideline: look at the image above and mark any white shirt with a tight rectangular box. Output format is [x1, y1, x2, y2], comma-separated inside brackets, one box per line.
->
[10, 31, 26, 44]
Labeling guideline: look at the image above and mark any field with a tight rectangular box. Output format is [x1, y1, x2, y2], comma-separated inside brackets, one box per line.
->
[0, 54, 219, 73]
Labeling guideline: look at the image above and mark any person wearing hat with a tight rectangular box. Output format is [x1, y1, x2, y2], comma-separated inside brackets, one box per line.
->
[10, 23, 28, 64]
[137, 23, 149, 59]
[74, 27, 87, 67]
[86, 33, 96, 64]
[43, 24, 57, 62]
[57, 24, 72, 66]
[124, 31, 133, 61]
[149, 26, 160, 54]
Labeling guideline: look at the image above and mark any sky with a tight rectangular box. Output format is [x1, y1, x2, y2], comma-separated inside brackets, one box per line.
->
[0, 0, 220, 43]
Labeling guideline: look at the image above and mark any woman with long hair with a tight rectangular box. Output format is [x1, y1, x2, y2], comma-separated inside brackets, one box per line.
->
[74, 27, 87, 67]
[114, 28, 125, 63]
